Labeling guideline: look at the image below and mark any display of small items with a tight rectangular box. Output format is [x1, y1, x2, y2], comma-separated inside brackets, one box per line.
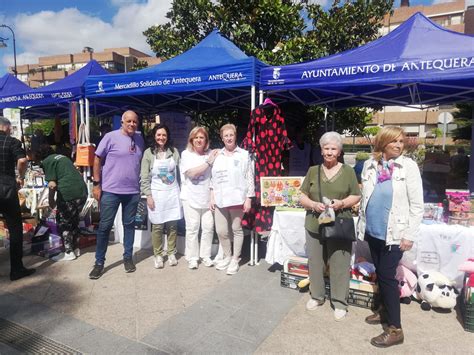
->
[445, 189, 472, 227]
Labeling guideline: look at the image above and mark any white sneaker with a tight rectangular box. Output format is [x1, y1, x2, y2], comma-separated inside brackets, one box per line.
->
[168, 254, 178, 266]
[188, 260, 198, 269]
[154, 256, 164, 269]
[52, 251, 76, 262]
[215, 257, 231, 271]
[226, 259, 240, 275]
[306, 298, 324, 311]
[334, 308, 347, 321]
[201, 257, 214, 267]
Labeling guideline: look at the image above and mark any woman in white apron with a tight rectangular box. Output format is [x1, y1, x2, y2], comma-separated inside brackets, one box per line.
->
[140, 124, 183, 269]
[210, 123, 255, 275]
[180, 126, 219, 269]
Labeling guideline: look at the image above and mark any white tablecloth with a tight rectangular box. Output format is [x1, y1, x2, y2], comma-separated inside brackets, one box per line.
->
[265, 210, 474, 289]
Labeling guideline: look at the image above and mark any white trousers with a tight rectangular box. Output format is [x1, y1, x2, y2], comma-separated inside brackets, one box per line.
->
[183, 200, 214, 262]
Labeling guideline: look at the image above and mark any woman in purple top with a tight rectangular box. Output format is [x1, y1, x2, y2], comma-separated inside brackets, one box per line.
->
[89, 110, 145, 280]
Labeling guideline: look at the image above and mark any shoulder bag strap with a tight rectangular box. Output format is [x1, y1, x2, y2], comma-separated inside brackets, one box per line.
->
[318, 165, 322, 203]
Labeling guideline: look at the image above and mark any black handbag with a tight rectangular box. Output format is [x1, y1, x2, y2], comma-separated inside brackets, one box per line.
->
[317, 166, 356, 241]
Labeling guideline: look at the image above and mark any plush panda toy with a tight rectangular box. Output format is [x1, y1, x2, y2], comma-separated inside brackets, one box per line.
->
[415, 271, 459, 311]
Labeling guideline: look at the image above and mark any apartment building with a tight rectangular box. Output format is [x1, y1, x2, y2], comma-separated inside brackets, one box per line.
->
[381, 0, 466, 35]
[12, 47, 161, 88]
[362, 0, 469, 140]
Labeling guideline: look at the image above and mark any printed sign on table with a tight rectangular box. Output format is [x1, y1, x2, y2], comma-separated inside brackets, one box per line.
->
[260, 176, 303, 208]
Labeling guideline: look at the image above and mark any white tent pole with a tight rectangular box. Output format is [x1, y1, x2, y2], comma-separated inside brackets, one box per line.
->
[259, 89, 264, 105]
[251, 85, 256, 110]
[85, 98, 92, 185]
[250, 85, 256, 266]
[78, 99, 89, 187]
[85, 98, 90, 142]
[324, 107, 328, 132]
[79, 99, 85, 124]
[470, 108, 474, 194]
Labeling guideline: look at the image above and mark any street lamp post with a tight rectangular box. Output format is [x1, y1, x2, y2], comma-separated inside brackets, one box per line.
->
[0, 24, 17, 77]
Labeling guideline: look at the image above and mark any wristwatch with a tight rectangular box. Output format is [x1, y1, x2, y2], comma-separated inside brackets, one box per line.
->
[93, 180, 101, 186]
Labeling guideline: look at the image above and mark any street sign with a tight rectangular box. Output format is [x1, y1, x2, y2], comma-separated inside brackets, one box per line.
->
[438, 112, 454, 150]
[438, 112, 453, 124]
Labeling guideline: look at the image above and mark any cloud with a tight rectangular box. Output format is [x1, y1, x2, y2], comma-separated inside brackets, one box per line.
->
[1, 0, 172, 69]
[109, 0, 143, 7]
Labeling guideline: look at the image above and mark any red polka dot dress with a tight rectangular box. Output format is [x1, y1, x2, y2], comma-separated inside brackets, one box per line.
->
[241, 103, 291, 233]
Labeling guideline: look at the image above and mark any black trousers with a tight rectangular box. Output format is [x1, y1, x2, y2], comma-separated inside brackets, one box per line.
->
[366, 234, 403, 328]
[0, 177, 24, 272]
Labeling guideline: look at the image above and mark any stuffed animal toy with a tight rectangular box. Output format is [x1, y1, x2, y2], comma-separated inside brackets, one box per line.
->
[415, 271, 459, 311]
[458, 258, 474, 273]
[395, 265, 417, 304]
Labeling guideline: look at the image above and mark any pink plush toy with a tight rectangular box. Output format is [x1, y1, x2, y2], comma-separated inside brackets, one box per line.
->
[395, 264, 418, 304]
[458, 258, 474, 273]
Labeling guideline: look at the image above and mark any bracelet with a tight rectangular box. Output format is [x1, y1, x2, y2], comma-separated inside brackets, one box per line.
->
[341, 199, 345, 209]
[206, 161, 212, 167]
[93, 181, 101, 186]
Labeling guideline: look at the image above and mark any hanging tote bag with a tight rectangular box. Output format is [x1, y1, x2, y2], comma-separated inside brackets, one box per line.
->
[317, 166, 356, 241]
[75, 122, 95, 167]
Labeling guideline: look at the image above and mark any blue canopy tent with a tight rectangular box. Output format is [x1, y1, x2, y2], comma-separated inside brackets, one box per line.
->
[0, 60, 109, 112]
[260, 12, 474, 192]
[85, 29, 267, 112]
[0, 73, 31, 108]
[261, 13, 474, 110]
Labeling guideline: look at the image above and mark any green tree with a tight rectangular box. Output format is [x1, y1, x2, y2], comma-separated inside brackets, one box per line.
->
[431, 127, 442, 138]
[143, 0, 394, 133]
[131, 60, 149, 71]
[451, 103, 472, 141]
[362, 125, 380, 147]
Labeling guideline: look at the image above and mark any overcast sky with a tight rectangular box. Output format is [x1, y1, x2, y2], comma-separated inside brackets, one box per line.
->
[0, 0, 450, 76]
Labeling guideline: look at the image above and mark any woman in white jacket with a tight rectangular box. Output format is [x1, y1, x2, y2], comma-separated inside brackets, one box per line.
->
[358, 126, 423, 348]
[210, 123, 255, 275]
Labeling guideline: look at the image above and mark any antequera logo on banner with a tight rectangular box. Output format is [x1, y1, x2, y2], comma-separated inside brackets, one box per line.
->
[96, 81, 105, 93]
[300, 57, 474, 80]
[267, 67, 284, 85]
[208, 71, 245, 81]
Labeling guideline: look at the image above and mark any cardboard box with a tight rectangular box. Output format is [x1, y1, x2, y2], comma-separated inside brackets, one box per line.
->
[78, 234, 96, 249]
[350, 279, 378, 293]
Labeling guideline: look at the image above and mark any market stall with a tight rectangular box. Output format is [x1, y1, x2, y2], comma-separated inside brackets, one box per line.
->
[85, 29, 267, 113]
[260, 12, 474, 192]
[266, 209, 474, 289]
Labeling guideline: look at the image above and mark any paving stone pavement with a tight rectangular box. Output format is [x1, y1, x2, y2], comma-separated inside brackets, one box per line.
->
[0, 242, 473, 354]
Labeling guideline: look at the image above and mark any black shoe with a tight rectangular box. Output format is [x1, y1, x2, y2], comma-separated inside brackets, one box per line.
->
[89, 264, 104, 279]
[10, 267, 36, 281]
[124, 259, 136, 273]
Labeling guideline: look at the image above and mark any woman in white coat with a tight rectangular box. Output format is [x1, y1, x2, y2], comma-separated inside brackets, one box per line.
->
[210, 123, 255, 275]
[358, 126, 423, 348]
[140, 124, 183, 269]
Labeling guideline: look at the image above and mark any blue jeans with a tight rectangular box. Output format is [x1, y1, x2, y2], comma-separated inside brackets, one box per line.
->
[95, 191, 140, 265]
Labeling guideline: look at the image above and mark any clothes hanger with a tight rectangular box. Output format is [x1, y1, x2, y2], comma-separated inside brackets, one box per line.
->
[262, 98, 278, 107]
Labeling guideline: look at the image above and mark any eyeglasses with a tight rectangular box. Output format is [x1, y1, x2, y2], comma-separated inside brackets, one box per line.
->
[129, 136, 136, 153]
